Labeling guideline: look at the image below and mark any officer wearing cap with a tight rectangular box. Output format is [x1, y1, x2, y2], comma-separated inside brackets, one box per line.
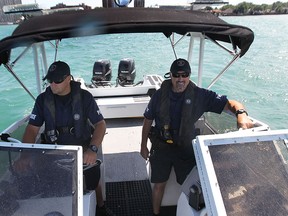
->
[140, 58, 254, 216]
[16, 61, 113, 216]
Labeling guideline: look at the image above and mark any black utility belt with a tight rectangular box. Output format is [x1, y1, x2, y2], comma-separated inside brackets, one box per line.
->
[149, 126, 178, 145]
[56, 126, 75, 135]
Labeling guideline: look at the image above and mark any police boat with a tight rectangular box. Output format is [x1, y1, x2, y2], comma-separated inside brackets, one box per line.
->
[0, 3, 288, 216]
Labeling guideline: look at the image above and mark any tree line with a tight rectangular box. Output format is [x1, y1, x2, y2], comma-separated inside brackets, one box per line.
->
[209, 1, 288, 15]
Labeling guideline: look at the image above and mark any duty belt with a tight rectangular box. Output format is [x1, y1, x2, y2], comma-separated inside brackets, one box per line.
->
[56, 126, 75, 135]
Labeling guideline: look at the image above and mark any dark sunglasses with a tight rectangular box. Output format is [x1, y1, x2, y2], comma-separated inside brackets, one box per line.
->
[171, 73, 190, 78]
[47, 75, 68, 84]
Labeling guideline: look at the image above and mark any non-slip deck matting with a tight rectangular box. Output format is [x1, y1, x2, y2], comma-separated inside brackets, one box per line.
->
[105, 180, 177, 216]
[105, 180, 153, 216]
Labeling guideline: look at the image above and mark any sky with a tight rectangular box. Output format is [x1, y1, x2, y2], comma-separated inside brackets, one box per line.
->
[22, 0, 280, 9]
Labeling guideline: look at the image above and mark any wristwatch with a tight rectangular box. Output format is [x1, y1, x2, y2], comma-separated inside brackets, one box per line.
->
[235, 109, 248, 117]
[89, 145, 98, 153]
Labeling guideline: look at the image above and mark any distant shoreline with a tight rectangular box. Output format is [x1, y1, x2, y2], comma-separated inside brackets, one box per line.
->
[1, 10, 288, 25]
[220, 13, 288, 16]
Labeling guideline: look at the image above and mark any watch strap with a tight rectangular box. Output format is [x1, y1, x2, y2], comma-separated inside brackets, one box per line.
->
[89, 145, 98, 153]
[235, 109, 248, 117]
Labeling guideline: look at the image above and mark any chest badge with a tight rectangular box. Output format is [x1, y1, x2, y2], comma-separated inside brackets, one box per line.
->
[185, 99, 191, 104]
[74, 113, 80, 121]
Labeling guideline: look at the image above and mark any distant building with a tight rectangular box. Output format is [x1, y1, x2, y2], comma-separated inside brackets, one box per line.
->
[222, 8, 234, 15]
[134, 0, 145, 7]
[0, 0, 22, 24]
[159, 5, 191, 10]
[192, 0, 228, 4]
[103, 0, 114, 8]
[51, 3, 91, 10]
[191, 0, 228, 10]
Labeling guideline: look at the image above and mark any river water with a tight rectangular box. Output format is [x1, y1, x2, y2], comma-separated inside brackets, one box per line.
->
[0, 14, 287, 131]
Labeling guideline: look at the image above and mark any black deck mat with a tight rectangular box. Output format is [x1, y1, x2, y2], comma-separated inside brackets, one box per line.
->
[105, 180, 177, 216]
[105, 180, 176, 216]
[105, 180, 153, 216]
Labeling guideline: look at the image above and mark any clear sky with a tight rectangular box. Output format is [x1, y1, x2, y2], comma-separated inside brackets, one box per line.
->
[22, 0, 280, 9]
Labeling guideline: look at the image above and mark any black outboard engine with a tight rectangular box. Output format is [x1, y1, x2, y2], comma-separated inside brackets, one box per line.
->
[92, 59, 112, 86]
[117, 58, 136, 86]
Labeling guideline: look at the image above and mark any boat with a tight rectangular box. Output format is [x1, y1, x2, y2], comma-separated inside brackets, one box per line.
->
[1, 3, 288, 216]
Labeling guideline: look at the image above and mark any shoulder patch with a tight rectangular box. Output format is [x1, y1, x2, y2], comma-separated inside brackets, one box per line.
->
[30, 114, 36, 120]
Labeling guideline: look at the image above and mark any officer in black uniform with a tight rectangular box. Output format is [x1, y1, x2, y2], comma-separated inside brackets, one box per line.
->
[15, 61, 113, 216]
[141, 58, 254, 216]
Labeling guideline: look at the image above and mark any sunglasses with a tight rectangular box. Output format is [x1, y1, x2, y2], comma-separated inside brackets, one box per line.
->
[171, 73, 190, 78]
[47, 75, 68, 84]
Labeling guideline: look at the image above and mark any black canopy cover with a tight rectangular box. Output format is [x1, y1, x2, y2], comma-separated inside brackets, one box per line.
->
[0, 8, 254, 65]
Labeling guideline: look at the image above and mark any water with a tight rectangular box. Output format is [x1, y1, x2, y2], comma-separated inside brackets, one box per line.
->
[0, 14, 287, 132]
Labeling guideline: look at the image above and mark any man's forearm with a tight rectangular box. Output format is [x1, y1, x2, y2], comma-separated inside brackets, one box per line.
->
[224, 100, 246, 114]
[22, 124, 40, 143]
[141, 118, 153, 147]
[90, 120, 106, 147]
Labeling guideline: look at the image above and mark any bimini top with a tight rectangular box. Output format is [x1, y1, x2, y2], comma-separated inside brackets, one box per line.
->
[0, 7, 254, 65]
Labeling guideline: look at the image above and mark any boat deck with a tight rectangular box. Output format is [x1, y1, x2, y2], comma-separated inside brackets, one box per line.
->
[101, 118, 177, 216]
[102, 118, 149, 182]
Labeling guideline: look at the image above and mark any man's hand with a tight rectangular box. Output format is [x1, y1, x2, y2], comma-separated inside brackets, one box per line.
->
[83, 150, 97, 165]
[13, 154, 33, 173]
[140, 146, 149, 160]
[224, 100, 254, 130]
[237, 114, 254, 129]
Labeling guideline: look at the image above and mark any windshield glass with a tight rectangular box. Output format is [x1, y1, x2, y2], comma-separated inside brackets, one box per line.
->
[0, 145, 79, 216]
[209, 139, 288, 215]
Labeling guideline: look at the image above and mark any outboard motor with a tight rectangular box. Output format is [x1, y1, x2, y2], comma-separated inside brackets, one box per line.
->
[91, 59, 112, 86]
[117, 58, 136, 86]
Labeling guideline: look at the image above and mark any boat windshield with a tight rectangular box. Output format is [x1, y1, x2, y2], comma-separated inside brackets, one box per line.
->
[0, 143, 82, 216]
[194, 130, 288, 215]
[211, 140, 288, 215]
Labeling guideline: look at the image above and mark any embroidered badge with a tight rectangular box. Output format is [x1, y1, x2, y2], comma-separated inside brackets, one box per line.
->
[49, 65, 57, 72]
[30, 114, 37, 120]
[177, 59, 186, 66]
[74, 113, 80, 120]
[185, 99, 191, 104]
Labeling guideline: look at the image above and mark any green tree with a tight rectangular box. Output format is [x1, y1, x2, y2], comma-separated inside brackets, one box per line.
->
[220, 1, 288, 15]
[205, 6, 213, 10]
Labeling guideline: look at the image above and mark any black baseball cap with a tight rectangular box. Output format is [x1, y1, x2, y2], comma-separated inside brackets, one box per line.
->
[43, 61, 70, 81]
[170, 58, 191, 74]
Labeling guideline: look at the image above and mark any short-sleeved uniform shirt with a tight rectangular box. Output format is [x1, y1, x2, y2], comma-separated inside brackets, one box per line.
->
[144, 84, 228, 184]
[28, 88, 103, 189]
[29, 89, 104, 145]
[144, 85, 227, 130]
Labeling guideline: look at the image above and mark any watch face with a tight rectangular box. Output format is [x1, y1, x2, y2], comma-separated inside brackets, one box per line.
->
[235, 109, 248, 117]
[90, 145, 98, 153]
